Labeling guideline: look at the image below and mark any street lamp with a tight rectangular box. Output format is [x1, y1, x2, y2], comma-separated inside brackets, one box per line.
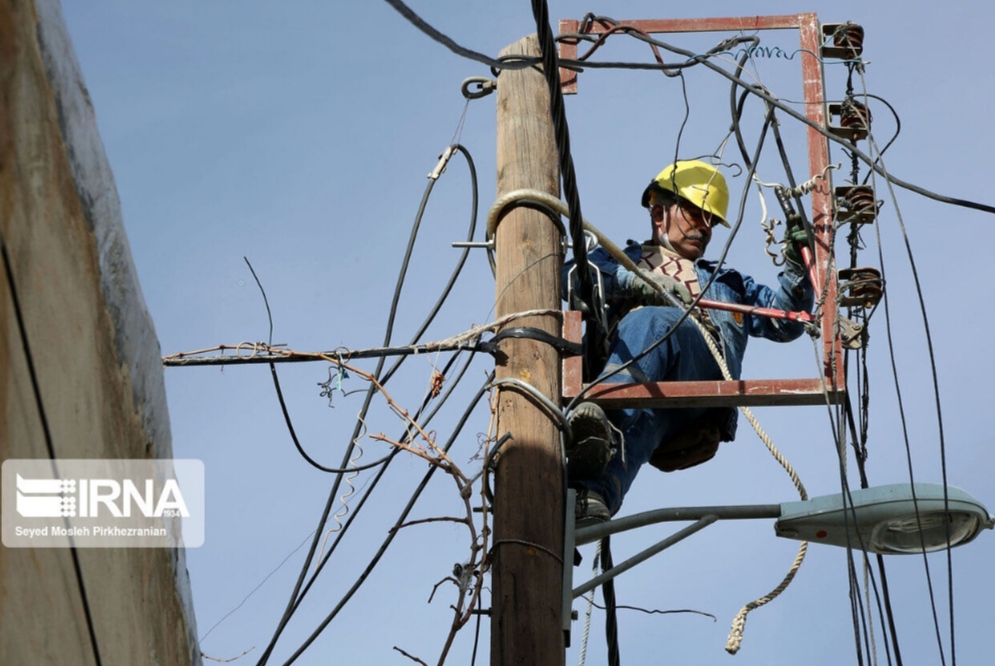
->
[775, 483, 994, 554]
[568, 483, 993, 604]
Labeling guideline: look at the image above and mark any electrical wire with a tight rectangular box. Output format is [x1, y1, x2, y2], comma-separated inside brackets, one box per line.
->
[387, 3, 995, 218]
[817, 55, 953, 663]
[257, 143, 480, 664]
[529, 0, 597, 351]
[734, 48, 896, 662]
[269, 367, 397, 473]
[240, 257, 400, 475]
[849, 51, 954, 663]
[866, 137, 952, 666]
[840, 286, 901, 666]
[601, 536, 620, 666]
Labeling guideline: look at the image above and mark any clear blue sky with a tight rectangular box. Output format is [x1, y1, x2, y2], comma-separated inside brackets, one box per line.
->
[61, 1, 995, 664]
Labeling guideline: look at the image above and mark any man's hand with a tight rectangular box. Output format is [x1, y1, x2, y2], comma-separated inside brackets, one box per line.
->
[783, 214, 811, 267]
[630, 269, 692, 306]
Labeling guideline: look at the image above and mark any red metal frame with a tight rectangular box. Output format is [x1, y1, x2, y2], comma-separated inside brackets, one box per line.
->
[559, 14, 844, 408]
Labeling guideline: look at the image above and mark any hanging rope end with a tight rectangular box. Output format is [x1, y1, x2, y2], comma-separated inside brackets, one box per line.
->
[724, 610, 747, 654]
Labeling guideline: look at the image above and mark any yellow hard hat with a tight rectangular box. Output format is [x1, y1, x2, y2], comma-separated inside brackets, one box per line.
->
[641, 160, 730, 228]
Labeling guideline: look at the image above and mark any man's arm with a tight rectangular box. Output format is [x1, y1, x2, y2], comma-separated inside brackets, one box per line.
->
[741, 261, 815, 342]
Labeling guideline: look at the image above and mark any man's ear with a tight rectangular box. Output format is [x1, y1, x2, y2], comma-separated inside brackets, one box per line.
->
[651, 203, 666, 224]
[650, 203, 670, 239]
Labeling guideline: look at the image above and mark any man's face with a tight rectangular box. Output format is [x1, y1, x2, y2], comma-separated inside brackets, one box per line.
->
[652, 199, 714, 260]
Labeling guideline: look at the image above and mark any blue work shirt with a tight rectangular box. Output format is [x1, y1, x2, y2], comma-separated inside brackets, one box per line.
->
[564, 241, 815, 380]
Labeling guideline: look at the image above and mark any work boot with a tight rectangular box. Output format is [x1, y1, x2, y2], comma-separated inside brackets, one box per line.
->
[566, 402, 614, 480]
[575, 488, 611, 528]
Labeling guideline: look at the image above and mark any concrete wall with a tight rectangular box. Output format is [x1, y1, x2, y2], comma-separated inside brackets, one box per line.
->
[1, 0, 200, 663]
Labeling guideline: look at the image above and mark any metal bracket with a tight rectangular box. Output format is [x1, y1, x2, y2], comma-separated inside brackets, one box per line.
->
[451, 240, 494, 250]
[838, 316, 865, 350]
[565, 230, 609, 334]
[428, 145, 455, 180]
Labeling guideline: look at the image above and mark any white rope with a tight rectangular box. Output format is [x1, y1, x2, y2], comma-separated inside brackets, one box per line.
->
[673, 274, 810, 656]
[577, 541, 601, 666]
[724, 541, 808, 654]
[678, 296, 809, 655]
[865, 558, 878, 666]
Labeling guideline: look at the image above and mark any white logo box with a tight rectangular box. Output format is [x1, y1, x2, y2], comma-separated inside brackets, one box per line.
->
[2, 459, 204, 548]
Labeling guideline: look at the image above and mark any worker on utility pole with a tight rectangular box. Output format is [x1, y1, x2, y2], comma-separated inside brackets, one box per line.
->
[564, 159, 814, 525]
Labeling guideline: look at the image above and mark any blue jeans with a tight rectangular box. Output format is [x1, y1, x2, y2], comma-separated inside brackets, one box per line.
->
[573, 306, 724, 515]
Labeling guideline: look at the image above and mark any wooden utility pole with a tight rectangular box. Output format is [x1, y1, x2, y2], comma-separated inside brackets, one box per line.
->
[491, 34, 565, 666]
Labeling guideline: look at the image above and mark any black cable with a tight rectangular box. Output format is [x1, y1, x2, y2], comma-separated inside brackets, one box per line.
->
[1, 232, 104, 666]
[844, 385, 901, 666]
[469, 590, 483, 666]
[870, 139, 957, 664]
[828, 322, 890, 666]
[603, 26, 995, 216]
[798, 191, 882, 666]
[845, 548, 868, 666]
[529, 0, 594, 322]
[860, 94, 901, 185]
[241, 257, 400, 475]
[289, 144, 481, 608]
[851, 65, 952, 656]
[386, 2, 995, 215]
[844, 398, 896, 666]
[670, 70, 691, 168]
[255, 180, 432, 663]
[728, 60, 816, 255]
[729, 40, 760, 169]
[875, 555, 903, 666]
[382, 0, 533, 72]
[871, 192, 948, 666]
[258, 144, 481, 663]
[601, 536, 621, 666]
[823, 315, 902, 666]
[268, 365, 397, 474]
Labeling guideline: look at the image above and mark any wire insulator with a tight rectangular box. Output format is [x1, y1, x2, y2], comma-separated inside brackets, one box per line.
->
[835, 185, 880, 225]
[833, 22, 864, 56]
[845, 186, 877, 214]
[838, 267, 883, 309]
[840, 98, 871, 132]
